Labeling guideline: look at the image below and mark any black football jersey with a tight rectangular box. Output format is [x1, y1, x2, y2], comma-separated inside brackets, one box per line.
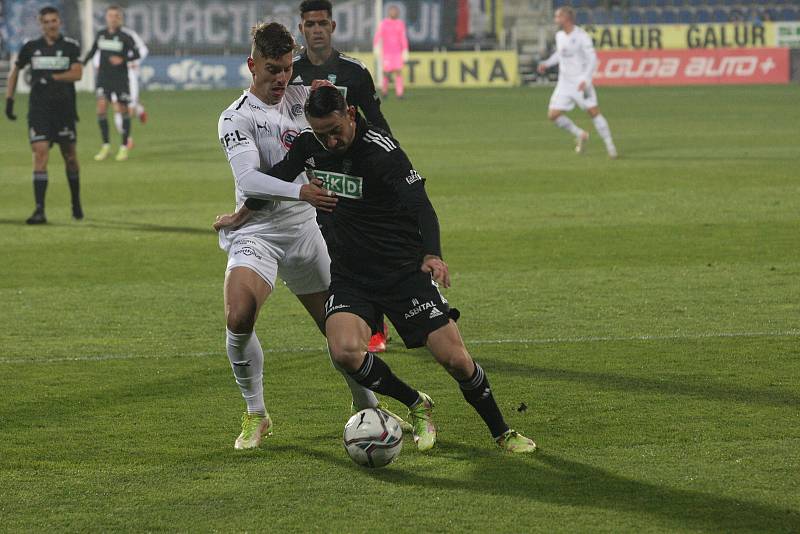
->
[249, 115, 440, 287]
[83, 29, 140, 84]
[15, 34, 81, 111]
[292, 50, 392, 134]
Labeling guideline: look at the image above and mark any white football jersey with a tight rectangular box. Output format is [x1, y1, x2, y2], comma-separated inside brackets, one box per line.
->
[217, 86, 315, 239]
[553, 26, 597, 85]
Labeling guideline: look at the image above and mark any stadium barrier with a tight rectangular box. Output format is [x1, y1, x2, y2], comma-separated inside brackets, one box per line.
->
[593, 47, 790, 86]
[776, 22, 800, 48]
[585, 22, 783, 50]
[140, 51, 519, 90]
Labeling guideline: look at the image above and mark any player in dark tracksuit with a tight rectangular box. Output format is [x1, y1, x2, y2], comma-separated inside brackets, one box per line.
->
[293, 0, 394, 353]
[221, 85, 537, 454]
[4, 6, 83, 225]
[83, 5, 140, 161]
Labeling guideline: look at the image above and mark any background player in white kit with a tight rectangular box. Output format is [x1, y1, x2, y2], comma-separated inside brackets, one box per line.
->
[92, 24, 147, 148]
[537, 7, 617, 158]
[214, 22, 400, 450]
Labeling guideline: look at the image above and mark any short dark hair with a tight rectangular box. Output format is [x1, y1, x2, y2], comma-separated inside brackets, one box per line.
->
[251, 22, 295, 59]
[39, 6, 59, 17]
[106, 4, 123, 13]
[300, 0, 333, 17]
[305, 85, 347, 118]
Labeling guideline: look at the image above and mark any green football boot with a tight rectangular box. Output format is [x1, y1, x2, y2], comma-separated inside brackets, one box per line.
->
[234, 412, 272, 450]
[350, 401, 413, 433]
[408, 392, 437, 451]
[496, 429, 537, 454]
[93, 144, 110, 161]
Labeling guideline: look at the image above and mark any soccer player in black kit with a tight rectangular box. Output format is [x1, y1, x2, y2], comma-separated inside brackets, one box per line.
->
[217, 84, 537, 453]
[293, 0, 393, 353]
[4, 6, 83, 225]
[293, 0, 391, 133]
[83, 5, 140, 162]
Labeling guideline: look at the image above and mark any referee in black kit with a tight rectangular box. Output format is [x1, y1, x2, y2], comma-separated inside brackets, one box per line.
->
[5, 6, 84, 225]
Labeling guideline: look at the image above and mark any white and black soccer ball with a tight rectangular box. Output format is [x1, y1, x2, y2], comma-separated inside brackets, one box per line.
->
[343, 408, 403, 468]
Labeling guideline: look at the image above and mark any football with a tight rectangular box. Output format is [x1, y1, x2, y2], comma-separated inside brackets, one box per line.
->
[343, 408, 403, 468]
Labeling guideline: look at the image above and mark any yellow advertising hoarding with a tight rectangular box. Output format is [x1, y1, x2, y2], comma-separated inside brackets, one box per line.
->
[347, 51, 519, 88]
[585, 23, 777, 50]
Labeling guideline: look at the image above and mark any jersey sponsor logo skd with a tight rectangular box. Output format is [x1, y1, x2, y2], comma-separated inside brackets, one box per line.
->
[98, 37, 124, 53]
[315, 170, 363, 199]
[31, 56, 71, 70]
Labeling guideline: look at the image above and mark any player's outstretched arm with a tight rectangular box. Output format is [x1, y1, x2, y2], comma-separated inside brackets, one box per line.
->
[82, 35, 99, 65]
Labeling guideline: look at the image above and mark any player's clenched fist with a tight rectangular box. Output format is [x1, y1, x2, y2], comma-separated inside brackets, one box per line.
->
[421, 255, 450, 288]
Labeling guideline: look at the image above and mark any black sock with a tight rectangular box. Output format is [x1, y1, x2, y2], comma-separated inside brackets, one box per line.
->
[98, 117, 110, 144]
[459, 363, 509, 439]
[349, 352, 420, 408]
[66, 169, 81, 208]
[33, 171, 48, 211]
[121, 116, 131, 146]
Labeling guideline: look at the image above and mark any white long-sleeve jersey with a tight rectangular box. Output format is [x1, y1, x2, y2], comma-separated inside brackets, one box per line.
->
[217, 87, 316, 241]
[542, 26, 597, 85]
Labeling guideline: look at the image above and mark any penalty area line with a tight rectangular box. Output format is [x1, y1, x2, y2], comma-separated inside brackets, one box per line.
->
[1, 330, 798, 365]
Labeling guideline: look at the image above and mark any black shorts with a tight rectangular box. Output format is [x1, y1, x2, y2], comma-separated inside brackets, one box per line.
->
[326, 271, 459, 349]
[28, 107, 77, 145]
[96, 79, 130, 104]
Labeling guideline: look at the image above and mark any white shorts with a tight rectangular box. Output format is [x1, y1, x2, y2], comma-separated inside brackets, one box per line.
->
[549, 81, 599, 112]
[221, 219, 331, 295]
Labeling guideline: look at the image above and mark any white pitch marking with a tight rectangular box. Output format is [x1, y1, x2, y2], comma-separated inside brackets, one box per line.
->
[1, 330, 798, 365]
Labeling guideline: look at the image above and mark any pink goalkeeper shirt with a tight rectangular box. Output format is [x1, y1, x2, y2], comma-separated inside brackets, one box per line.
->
[374, 18, 409, 71]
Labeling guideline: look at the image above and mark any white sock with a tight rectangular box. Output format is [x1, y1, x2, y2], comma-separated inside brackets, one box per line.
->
[226, 329, 266, 415]
[554, 115, 584, 137]
[113, 112, 123, 134]
[592, 114, 615, 149]
[328, 349, 379, 410]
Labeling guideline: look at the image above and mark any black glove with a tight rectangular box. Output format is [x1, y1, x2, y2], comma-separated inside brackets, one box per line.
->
[5, 98, 16, 121]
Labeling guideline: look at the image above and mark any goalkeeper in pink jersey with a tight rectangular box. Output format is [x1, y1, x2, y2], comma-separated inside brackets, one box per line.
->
[373, 6, 409, 99]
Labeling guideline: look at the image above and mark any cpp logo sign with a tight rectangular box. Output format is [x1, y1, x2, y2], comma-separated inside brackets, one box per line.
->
[167, 59, 226, 84]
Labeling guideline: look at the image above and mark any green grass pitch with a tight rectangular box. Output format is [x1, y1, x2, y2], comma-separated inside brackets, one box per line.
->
[1, 85, 799, 532]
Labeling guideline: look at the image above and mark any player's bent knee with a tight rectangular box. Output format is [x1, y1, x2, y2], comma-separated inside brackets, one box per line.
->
[326, 338, 365, 371]
[225, 307, 257, 335]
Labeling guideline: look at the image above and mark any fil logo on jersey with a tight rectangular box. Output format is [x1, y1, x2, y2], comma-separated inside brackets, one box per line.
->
[220, 129, 249, 150]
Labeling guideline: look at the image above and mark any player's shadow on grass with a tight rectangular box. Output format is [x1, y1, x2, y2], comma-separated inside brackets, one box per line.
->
[0, 218, 210, 235]
[478, 358, 800, 409]
[290, 443, 799, 532]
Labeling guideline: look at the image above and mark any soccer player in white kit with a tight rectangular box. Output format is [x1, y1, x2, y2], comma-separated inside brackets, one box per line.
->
[537, 7, 617, 158]
[215, 22, 396, 450]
